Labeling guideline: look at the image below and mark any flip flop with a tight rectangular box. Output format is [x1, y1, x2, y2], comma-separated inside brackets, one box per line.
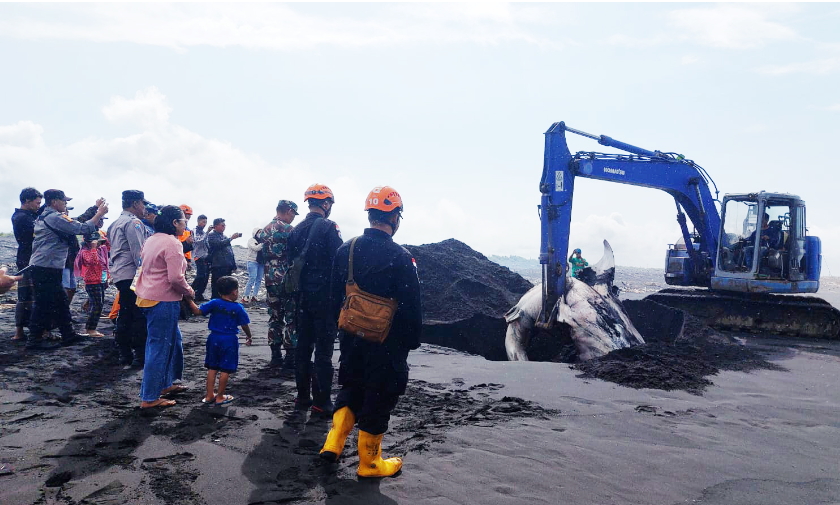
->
[200, 397, 216, 405]
[140, 399, 176, 410]
[214, 395, 234, 406]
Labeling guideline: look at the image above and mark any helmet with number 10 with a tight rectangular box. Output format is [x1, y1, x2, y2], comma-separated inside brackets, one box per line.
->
[364, 186, 403, 213]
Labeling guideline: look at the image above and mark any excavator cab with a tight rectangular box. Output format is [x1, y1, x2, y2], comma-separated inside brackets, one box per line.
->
[712, 191, 820, 294]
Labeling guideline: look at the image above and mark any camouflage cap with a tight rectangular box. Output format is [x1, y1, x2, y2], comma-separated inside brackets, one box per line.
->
[277, 199, 299, 215]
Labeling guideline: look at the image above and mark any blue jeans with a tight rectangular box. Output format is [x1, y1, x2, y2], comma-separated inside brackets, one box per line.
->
[139, 301, 184, 402]
[244, 261, 264, 298]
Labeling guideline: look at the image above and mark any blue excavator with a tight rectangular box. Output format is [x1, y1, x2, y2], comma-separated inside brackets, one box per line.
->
[538, 122, 840, 339]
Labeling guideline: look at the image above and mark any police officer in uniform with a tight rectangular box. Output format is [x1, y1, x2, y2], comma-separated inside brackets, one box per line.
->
[27, 190, 109, 350]
[287, 184, 343, 416]
[108, 190, 150, 365]
[319, 186, 422, 478]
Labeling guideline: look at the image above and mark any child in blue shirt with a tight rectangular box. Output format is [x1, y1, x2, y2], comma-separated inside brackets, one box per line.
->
[189, 276, 251, 406]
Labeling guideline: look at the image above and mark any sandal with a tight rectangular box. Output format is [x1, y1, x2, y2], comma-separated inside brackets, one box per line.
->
[140, 398, 176, 409]
[215, 395, 234, 406]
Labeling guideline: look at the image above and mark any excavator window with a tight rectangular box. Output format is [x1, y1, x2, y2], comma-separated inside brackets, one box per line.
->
[719, 199, 758, 272]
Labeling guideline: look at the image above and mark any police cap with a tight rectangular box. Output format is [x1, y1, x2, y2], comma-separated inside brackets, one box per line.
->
[44, 189, 72, 203]
[277, 199, 299, 215]
[122, 190, 150, 204]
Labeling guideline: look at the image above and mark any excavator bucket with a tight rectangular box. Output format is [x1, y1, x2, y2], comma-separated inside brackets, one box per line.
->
[645, 289, 840, 340]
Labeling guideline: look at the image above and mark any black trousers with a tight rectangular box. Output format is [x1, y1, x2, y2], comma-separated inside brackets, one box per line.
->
[28, 266, 74, 339]
[192, 258, 210, 299]
[210, 266, 235, 299]
[295, 290, 336, 407]
[334, 336, 409, 435]
[84, 283, 106, 330]
[15, 269, 34, 328]
[115, 279, 147, 358]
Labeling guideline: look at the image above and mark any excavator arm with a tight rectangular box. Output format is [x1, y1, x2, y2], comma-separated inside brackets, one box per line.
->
[539, 122, 720, 322]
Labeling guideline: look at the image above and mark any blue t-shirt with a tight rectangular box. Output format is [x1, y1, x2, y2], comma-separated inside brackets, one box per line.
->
[199, 298, 250, 336]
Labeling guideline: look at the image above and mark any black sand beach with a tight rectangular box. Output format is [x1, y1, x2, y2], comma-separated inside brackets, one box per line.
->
[2, 236, 840, 504]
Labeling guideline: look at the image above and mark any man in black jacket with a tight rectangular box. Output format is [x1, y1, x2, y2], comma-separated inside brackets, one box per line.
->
[206, 218, 242, 299]
[319, 186, 422, 479]
[11, 187, 42, 341]
[287, 184, 343, 416]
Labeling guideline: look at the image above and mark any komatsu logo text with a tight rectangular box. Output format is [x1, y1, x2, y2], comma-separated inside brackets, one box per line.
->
[604, 167, 625, 176]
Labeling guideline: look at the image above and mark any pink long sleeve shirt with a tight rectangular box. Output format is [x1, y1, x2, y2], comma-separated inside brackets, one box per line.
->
[136, 233, 194, 302]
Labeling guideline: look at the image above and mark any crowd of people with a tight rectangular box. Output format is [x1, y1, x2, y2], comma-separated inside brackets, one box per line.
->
[7, 183, 422, 478]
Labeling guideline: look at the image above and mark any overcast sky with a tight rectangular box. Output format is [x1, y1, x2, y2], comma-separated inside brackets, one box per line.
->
[1, 3, 839, 274]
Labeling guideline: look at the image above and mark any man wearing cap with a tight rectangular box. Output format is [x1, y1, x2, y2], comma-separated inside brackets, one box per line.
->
[206, 218, 242, 299]
[191, 214, 210, 301]
[255, 200, 299, 369]
[27, 189, 108, 350]
[568, 248, 588, 279]
[108, 190, 150, 365]
[12, 187, 43, 341]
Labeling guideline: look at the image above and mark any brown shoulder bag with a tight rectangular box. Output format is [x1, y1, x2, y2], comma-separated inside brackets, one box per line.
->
[337, 237, 398, 344]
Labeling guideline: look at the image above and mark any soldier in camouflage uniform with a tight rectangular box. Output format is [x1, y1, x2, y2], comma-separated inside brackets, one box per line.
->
[255, 199, 299, 369]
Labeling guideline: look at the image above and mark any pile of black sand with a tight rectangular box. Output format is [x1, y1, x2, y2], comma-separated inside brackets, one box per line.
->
[574, 299, 785, 394]
[404, 239, 533, 361]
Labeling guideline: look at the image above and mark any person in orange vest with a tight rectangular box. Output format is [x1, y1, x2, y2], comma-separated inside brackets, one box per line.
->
[179, 205, 195, 270]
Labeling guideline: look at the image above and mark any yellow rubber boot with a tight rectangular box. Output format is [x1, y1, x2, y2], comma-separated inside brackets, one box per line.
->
[319, 407, 356, 462]
[357, 430, 403, 478]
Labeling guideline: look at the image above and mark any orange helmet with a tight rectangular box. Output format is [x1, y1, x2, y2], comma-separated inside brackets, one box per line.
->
[179, 204, 193, 216]
[364, 186, 403, 213]
[303, 183, 335, 203]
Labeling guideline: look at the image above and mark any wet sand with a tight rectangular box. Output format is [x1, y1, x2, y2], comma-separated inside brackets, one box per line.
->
[2, 298, 839, 504]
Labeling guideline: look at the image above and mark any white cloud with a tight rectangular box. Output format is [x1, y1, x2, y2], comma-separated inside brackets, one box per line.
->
[0, 87, 540, 261]
[102, 87, 172, 128]
[569, 212, 678, 269]
[608, 4, 798, 50]
[667, 4, 797, 49]
[0, 121, 45, 149]
[0, 3, 560, 51]
[829, 104, 840, 111]
[756, 57, 840, 75]
[0, 87, 315, 243]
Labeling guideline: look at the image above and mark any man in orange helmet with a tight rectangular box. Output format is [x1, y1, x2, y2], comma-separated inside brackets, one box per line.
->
[287, 183, 343, 416]
[319, 186, 422, 478]
[179, 205, 194, 269]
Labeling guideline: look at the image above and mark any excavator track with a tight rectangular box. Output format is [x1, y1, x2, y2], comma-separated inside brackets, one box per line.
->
[644, 289, 840, 340]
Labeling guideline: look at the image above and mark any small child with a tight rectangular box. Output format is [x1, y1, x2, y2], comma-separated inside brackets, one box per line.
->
[189, 276, 252, 406]
[73, 231, 110, 337]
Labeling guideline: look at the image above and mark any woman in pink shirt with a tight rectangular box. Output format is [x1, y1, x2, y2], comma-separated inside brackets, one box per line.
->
[136, 205, 195, 409]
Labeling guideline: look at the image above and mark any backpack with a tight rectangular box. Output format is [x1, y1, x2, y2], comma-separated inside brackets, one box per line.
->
[281, 218, 323, 295]
[337, 237, 398, 344]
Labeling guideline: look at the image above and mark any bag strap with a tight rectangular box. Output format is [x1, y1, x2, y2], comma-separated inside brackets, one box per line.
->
[347, 236, 360, 284]
[39, 214, 76, 246]
[297, 217, 324, 268]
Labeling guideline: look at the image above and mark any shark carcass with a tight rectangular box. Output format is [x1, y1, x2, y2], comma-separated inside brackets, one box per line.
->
[504, 240, 644, 362]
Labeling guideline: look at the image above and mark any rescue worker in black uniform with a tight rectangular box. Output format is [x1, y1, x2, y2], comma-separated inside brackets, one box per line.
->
[287, 183, 343, 416]
[319, 186, 422, 478]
